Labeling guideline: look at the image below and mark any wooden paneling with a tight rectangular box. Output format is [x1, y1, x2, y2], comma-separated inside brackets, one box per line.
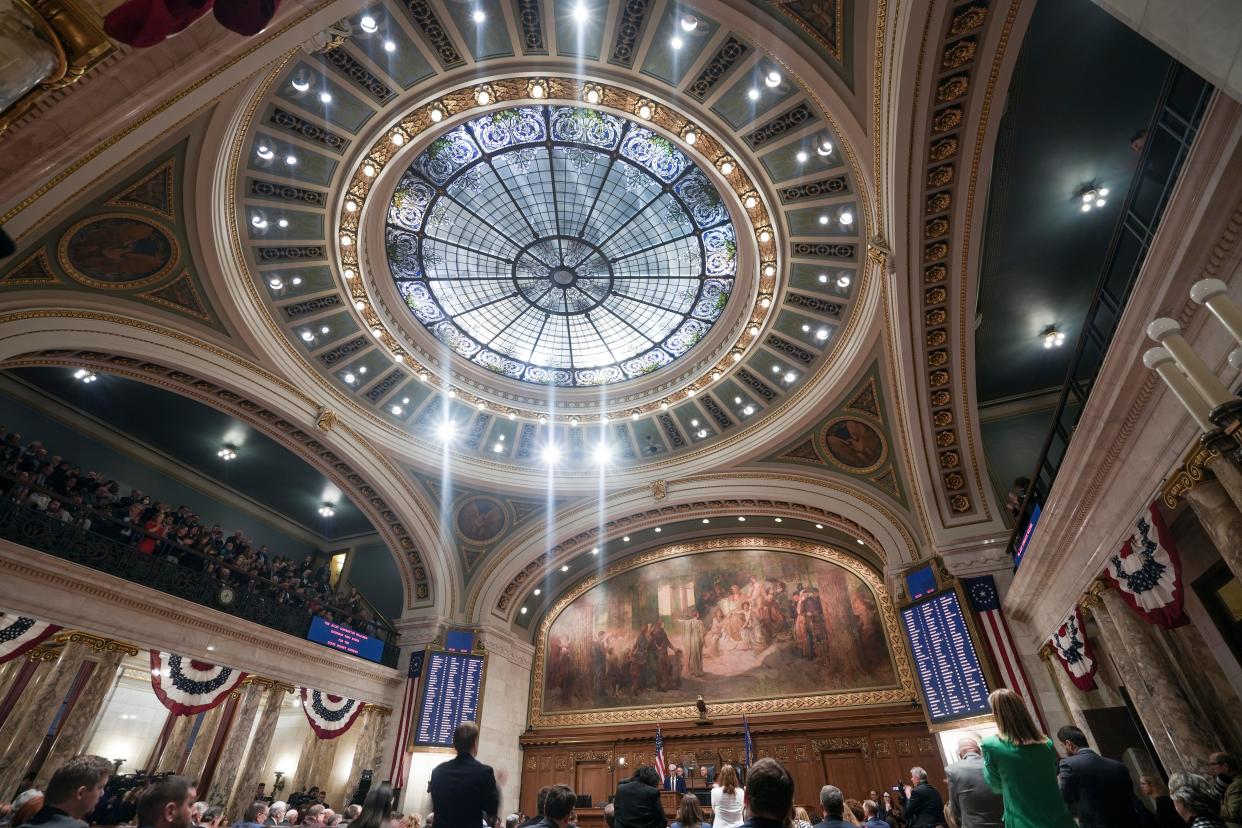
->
[518, 706, 947, 816]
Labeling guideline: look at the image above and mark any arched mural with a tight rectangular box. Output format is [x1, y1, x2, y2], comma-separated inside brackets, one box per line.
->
[532, 539, 909, 726]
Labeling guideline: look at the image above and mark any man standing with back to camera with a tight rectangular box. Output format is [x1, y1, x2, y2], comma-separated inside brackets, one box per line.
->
[429, 722, 501, 828]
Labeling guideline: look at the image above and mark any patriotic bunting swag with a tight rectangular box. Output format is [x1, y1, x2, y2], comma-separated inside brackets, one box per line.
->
[1048, 607, 1098, 691]
[300, 688, 364, 739]
[0, 614, 60, 663]
[962, 575, 1047, 731]
[150, 651, 248, 715]
[1103, 504, 1187, 629]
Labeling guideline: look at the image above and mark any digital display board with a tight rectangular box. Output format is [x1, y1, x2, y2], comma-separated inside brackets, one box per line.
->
[306, 615, 385, 663]
[901, 589, 991, 725]
[444, 630, 475, 653]
[904, 564, 938, 601]
[1014, 503, 1041, 569]
[414, 650, 485, 747]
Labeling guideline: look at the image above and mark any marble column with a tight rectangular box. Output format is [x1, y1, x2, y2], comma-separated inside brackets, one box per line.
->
[226, 682, 289, 819]
[0, 635, 118, 798]
[156, 715, 198, 774]
[184, 705, 225, 784]
[344, 707, 389, 803]
[1182, 477, 1242, 582]
[36, 646, 127, 787]
[1039, 647, 1094, 737]
[206, 681, 265, 808]
[1089, 600, 1180, 766]
[292, 729, 317, 793]
[1094, 584, 1219, 772]
[1169, 621, 1242, 757]
[0, 652, 59, 750]
[305, 736, 339, 798]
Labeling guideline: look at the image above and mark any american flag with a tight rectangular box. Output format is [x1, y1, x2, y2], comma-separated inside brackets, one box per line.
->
[743, 716, 753, 767]
[654, 724, 666, 783]
[962, 575, 1047, 731]
[389, 650, 425, 789]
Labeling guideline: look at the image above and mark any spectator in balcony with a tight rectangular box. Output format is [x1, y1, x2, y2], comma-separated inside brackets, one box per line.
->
[6, 471, 31, 503]
[136, 512, 168, 555]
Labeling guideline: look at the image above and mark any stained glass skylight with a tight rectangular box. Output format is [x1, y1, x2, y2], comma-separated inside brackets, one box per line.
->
[386, 106, 737, 387]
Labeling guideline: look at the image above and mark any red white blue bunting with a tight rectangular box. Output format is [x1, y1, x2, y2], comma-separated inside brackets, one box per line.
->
[150, 651, 248, 715]
[1103, 504, 1187, 629]
[0, 614, 61, 663]
[300, 687, 364, 739]
[1048, 607, 1098, 691]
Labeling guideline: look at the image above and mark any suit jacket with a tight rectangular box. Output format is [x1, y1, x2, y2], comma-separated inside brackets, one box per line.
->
[665, 776, 687, 792]
[613, 779, 666, 828]
[906, 781, 946, 828]
[946, 753, 1004, 828]
[1057, 748, 1134, 828]
[428, 753, 501, 828]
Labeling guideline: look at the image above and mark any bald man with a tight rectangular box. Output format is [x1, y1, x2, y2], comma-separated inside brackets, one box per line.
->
[945, 734, 1004, 828]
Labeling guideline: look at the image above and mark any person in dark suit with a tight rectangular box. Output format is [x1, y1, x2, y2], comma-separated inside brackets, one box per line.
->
[904, 767, 945, 828]
[945, 735, 1004, 828]
[812, 785, 852, 828]
[736, 758, 794, 828]
[1055, 726, 1135, 828]
[613, 766, 666, 828]
[666, 767, 687, 793]
[531, 786, 576, 828]
[428, 721, 501, 828]
[519, 788, 550, 828]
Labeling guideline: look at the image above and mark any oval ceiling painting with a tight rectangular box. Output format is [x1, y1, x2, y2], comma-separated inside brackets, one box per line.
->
[60, 214, 177, 289]
[539, 546, 898, 714]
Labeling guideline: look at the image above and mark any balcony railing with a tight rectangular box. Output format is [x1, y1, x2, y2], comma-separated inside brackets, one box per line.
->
[1006, 62, 1214, 562]
[0, 479, 400, 667]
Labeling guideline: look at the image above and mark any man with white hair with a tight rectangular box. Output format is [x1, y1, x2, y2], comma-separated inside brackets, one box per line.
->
[284, 810, 299, 827]
[265, 803, 287, 827]
[338, 805, 361, 828]
[903, 767, 944, 828]
[946, 734, 1003, 827]
[192, 802, 210, 828]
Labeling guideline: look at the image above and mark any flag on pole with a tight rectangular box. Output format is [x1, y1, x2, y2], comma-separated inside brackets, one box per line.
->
[654, 724, 666, 784]
[390, 650, 425, 788]
[962, 575, 1047, 732]
[743, 716, 753, 768]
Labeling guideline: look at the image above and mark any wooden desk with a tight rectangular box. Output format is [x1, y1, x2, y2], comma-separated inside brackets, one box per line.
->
[571, 805, 714, 828]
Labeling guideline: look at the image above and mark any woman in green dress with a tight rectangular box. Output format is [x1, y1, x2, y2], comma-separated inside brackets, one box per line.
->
[981, 688, 1076, 828]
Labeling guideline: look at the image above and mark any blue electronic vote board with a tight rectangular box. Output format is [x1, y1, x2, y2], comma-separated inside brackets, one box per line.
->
[900, 588, 991, 724]
[413, 649, 485, 747]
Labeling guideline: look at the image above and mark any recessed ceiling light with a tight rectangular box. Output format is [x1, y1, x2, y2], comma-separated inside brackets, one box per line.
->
[840, 211, 854, 226]
[591, 547, 599, 555]
[358, 365, 367, 373]
[251, 215, 268, 229]
[269, 278, 284, 289]
[857, 538, 865, 545]
[819, 214, 830, 225]
[300, 331, 314, 341]
[765, 71, 781, 87]
[285, 154, 298, 165]
[561, 564, 569, 572]
[818, 273, 829, 283]
[534, 588, 542, 595]
[472, 9, 485, 23]
[747, 88, 759, 101]
[743, 405, 754, 415]
[784, 371, 797, 383]
[679, 14, 697, 31]
[837, 274, 851, 288]
[702, 518, 710, 524]
[796, 150, 808, 163]
[346, 197, 359, 211]
[817, 139, 833, 156]
[383, 39, 396, 52]
[319, 91, 332, 103]
[815, 523, 823, 529]
[654, 527, 662, 533]
[816, 328, 829, 340]
[774, 517, 782, 522]
[363, 164, 376, 177]
[344, 373, 356, 383]
[744, 194, 758, 209]
[771, 365, 781, 374]
[670, 35, 683, 49]
[543, 443, 561, 466]
[291, 77, 310, 92]
[622, 536, 630, 542]
[320, 325, 330, 334]
[291, 276, 302, 285]
[697, 429, 707, 437]
[572, 3, 588, 23]
[206, 645, 215, 651]
[430, 103, 445, 122]
[278, 218, 289, 228]
[738, 516, 746, 522]
[257, 145, 274, 160]
[437, 420, 456, 443]
[359, 14, 378, 32]
[391, 405, 403, 415]
[529, 80, 546, 98]
[520, 606, 527, 614]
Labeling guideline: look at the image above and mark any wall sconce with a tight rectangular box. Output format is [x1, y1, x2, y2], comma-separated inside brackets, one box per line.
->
[273, 770, 286, 792]
[1145, 277, 1242, 460]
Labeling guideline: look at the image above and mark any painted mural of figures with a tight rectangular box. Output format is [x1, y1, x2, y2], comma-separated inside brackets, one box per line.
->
[540, 547, 899, 714]
[684, 610, 706, 677]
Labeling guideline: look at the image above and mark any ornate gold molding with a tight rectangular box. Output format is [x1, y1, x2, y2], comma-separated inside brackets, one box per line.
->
[527, 536, 915, 728]
[1160, 442, 1221, 508]
[315, 408, 340, 432]
[26, 646, 60, 662]
[362, 703, 393, 715]
[811, 736, 870, 757]
[53, 630, 140, 655]
[243, 676, 297, 693]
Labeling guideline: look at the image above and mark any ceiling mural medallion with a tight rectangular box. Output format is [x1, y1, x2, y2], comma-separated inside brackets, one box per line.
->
[820, 416, 887, 473]
[386, 105, 737, 388]
[454, 495, 513, 545]
[58, 214, 178, 290]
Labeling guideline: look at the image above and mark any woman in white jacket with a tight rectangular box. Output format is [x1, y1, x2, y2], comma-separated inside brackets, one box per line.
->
[710, 765, 745, 828]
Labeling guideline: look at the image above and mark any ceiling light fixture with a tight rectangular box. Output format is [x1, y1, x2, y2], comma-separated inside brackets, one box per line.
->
[542, 443, 561, 466]
[818, 214, 829, 225]
[796, 150, 808, 163]
[528, 79, 546, 99]
[654, 527, 662, 533]
[622, 536, 630, 542]
[344, 373, 356, 383]
[591, 546, 599, 555]
[475, 84, 493, 105]
[762, 263, 775, 277]
[291, 276, 302, 285]
[318, 91, 332, 104]
[561, 564, 570, 572]
[743, 192, 758, 209]
[743, 405, 754, 415]
[520, 606, 527, 614]
[269, 278, 284, 289]
[217, 445, 239, 462]
[320, 325, 330, 334]
[278, 218, 289, 228]
[362, 164, 376, 177]
[635, 99, 654, 120]
[391, 405, 403, 415]
[571, 3, 588, 23]
[359, 14, 378, 32]
[300, 331, 314, 341]
[817, 139, 833, 157]
[757, 227, 772, 243]
[391, 130, 405, 146]
[670, 35, 683, 49]
[837, 274, 851, 288]
[583, 84, 603, 105]
[681, 125, 698, 146]
[256, 145, 274, 160]
[747, 88, 759, 101]
[383, 39, 396, 52]
[1079, 185, 1109, 212]
[319, 502, 336, 517]
[764, 70, 781, 88]
[251, 215, 268, 229]
[717, 156, 735, 175]
[472, 9, 485, 23]
[291, 77, 310, 93]
[679, 13, 698, 31]
[534, 588, 542, 595]
[816, 328, 829, 340]
[429, 102, 445, 122]
[1041, 325, 1067, 349]
[437, 419, 456, 443]
[342, 268, 354, 279]
[839, 210, 854, 226]
[815, 523, 823, 529]
[285, 154, 298, 165]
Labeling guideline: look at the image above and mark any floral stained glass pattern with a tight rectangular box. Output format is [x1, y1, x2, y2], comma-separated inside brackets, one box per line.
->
[385, 106, 737, 387]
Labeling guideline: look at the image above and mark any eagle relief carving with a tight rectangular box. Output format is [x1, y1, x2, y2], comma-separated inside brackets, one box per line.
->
[315, 407, 340, 432]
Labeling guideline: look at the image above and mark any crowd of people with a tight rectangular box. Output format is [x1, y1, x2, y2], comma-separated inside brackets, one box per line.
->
[0, 429, 381, 636]
[5, 690, 1241, 828]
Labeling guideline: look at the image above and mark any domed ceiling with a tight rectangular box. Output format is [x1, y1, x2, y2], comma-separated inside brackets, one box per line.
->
[229, 0, 867, 475]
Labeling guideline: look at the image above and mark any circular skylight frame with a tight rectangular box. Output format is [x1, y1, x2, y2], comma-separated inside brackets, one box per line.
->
[384, 105, 739, 388]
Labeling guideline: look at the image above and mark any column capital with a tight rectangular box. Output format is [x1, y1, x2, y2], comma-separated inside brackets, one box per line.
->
[53, 631, 139, 656]
[362, 703, 392, 715]
[242, 675, 296, 694]
[26, 646, 59, 662]
[1161, 440, 1221, 507]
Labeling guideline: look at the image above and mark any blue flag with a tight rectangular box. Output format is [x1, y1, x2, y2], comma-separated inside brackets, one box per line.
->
[743, 716, 753, 767]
